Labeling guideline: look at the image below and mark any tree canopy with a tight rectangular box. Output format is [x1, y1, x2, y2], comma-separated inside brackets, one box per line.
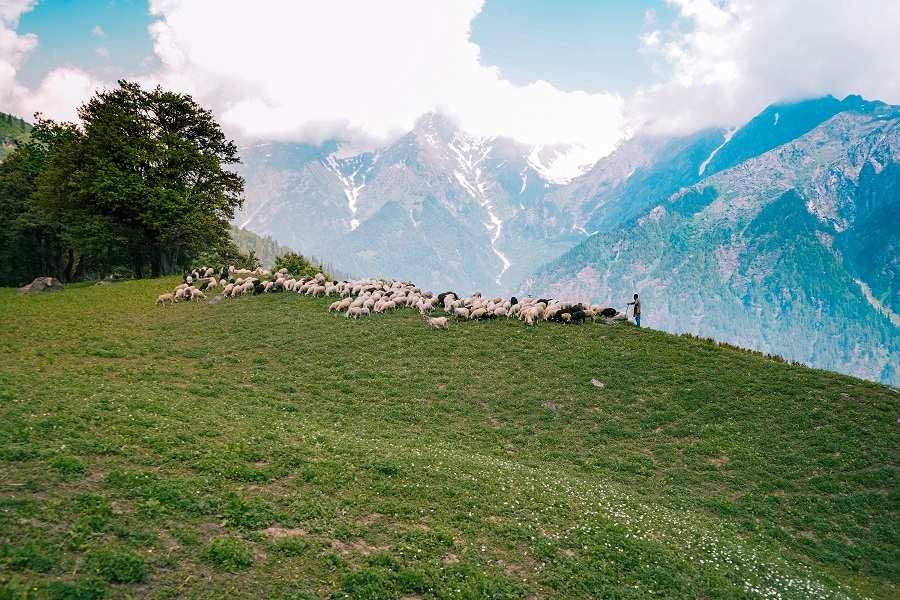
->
[0, 80, 245, 285]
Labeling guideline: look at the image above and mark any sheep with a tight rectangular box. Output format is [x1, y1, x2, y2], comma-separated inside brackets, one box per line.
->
[203, 267, 214, 278]
[452, 307, 470, 321]
[424, 315, 449, 330]
[570, 310, 588, 324]
[174, 288, 187, 302]
[191, 289, 207, 302]
[222, 283, 235, 297]
[155, 293, 174, 306]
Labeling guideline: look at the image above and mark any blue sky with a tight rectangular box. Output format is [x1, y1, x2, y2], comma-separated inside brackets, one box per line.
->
[15, 0, 157, 88]
[3, 0, 900, 163]
[15, 0, 669, 95]
[470, 0, 675, 95]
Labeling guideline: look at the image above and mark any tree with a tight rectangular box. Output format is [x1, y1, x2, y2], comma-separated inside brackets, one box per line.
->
[36, 81, 244, 277]
[0, 120, 76, 285]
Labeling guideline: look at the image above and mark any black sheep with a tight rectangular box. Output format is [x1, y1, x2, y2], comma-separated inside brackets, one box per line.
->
[570, 310, 587, 324]
[600, 307, 618, 318]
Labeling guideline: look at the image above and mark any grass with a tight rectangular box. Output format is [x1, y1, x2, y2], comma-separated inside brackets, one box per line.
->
[0, 278, 896, 599]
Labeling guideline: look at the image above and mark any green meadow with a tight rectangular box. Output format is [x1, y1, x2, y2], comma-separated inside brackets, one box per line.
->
[0, 279, 896, 599]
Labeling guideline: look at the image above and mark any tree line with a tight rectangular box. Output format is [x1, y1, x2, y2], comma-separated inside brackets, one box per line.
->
[0, 81, 258, 287]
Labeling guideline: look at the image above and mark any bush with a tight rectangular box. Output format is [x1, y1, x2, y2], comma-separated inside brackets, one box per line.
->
[46, 577, 108, 600]
[274, 252, 330, 280]
[85, 548, 146, 583]
[222, 494, 276, 531]
[2, 540, 54, 572]
[269, 536, 309, 557]
[49, 455, 85, 477]
[202, 535, 253, 570]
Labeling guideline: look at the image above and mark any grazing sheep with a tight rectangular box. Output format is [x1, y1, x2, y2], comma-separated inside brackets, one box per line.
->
[174, 288, 187, 302]
[570, 310, 588, 324]
[469, 307, 486, 320]
[155, 293, 174, 306]
[424, 315, 449, 330]
[191, 289, 207, 302]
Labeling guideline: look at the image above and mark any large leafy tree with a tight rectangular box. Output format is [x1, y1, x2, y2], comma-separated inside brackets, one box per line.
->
[37, 81, 244, 277]
[0, 120, 80, 285]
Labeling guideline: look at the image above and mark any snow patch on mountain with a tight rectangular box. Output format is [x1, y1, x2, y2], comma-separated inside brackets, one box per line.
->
[698, 127, 738, 176]
[325, 153, 367, 230]
[527, 144, 594, 185]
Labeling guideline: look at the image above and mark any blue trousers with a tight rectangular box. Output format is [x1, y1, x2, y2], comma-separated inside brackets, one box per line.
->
[635, 313, 641, 327]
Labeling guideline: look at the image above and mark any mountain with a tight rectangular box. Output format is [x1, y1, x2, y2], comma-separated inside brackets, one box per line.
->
[521, 96, 900, 385]
[0, 112, 32, 161]
[234, 113, 591, 293]
[234, 96, 900, 385]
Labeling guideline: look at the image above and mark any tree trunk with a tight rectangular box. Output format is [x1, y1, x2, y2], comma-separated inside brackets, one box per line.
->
[63, 248, 75, 283]
[74, 255, 86, 281]
[155, 247, 179, 276]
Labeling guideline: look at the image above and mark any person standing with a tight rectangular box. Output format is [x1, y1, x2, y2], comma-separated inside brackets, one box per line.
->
[628, 293, 641, 327]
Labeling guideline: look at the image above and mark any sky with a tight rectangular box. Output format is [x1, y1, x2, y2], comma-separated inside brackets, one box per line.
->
[2, 0, 900, 164]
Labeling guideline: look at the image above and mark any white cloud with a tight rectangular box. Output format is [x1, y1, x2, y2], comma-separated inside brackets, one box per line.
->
[92, 25, 105, 37]
[95, 46, 109, 58]
[635, 0, 900, 134]
[146, 0, 627, 159]
[0, 0, 105, 122]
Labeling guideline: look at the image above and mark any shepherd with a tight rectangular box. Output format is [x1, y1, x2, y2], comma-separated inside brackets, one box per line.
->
[628, 293, 641, 328]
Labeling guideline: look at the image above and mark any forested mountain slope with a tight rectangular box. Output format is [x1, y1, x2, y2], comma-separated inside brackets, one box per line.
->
[521, 98, 900, 385]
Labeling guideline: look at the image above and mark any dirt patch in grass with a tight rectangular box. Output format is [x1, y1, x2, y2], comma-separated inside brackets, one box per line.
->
[260, 527, 308, 540]
[198, 522, 227, 541]
[708, 455, 730, 468]
[357, 513, 380, 526]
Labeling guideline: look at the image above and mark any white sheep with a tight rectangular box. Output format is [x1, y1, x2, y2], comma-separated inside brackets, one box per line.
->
[155, 293, 174, 306]
[191, 289, 207, 302]
[424, 316, 449, 330]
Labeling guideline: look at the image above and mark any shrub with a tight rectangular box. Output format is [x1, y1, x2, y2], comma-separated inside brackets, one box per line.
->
[269, 536, 309, 557]
[46, 577, 108, 600]
[85, 548, 147, 583]
[222, 494, 276, 531]
[202, 535, 253, 570]
[49, 455, 86, 477]
[2, 540, 54, 572]
[274, 252, 330, 280]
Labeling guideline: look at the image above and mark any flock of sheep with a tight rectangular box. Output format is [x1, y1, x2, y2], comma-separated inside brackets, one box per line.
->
[155, 266, 634, 328]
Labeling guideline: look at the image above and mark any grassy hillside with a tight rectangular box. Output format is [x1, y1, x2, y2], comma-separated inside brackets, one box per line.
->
[0, 281, 896, 599]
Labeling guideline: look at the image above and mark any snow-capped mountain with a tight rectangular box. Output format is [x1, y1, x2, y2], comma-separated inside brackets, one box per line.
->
[235, 112, 592, 293]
